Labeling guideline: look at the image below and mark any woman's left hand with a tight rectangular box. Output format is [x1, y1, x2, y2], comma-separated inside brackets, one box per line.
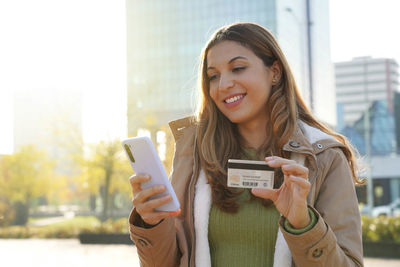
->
[251, 156, 311, 228]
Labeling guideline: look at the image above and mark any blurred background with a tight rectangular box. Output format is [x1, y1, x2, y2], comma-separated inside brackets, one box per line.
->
[0, 0, 400, 266]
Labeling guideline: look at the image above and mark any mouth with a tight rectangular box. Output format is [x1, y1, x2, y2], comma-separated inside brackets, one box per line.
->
[224, 93, 246, 104]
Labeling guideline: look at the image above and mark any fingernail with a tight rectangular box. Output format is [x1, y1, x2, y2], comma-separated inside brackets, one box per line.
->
[251, 188, 260, 194]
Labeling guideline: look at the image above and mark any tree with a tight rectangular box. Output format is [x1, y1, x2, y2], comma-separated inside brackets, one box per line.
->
[0, 145, 54, 225]
[76, 139, 131, 221]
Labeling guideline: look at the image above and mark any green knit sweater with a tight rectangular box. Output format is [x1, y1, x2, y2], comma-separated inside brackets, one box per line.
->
[208, 149, 280, 267]
[208, 189, 280, 267]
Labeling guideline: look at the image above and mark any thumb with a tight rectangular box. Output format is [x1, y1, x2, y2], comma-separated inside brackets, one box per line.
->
[251, 188, 277, 201]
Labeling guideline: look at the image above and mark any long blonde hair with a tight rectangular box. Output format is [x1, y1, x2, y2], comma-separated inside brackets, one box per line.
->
[196, 22, 362, 213]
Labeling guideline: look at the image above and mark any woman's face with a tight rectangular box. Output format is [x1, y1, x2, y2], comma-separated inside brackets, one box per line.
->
[206, 40, 277, 128]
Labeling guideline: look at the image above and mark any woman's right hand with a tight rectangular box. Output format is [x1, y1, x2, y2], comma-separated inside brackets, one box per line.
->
[129, 174, 181, 226]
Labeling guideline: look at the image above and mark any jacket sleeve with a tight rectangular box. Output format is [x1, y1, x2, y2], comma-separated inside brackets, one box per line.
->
[279, 148, 363, 267]
[129, 208, 181, 267]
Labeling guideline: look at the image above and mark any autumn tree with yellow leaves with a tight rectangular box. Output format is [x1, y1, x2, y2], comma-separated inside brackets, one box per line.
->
[75, 140, 132, 221]
[0, 145, 57, 225]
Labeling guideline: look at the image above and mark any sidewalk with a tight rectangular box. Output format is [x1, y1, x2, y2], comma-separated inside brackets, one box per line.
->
[28, 216, 68, 226]
[0, 239, 139, 267]
[365, 257, 400, 267]
[28, 212, 75, 226]
[0, 239, 398, 267]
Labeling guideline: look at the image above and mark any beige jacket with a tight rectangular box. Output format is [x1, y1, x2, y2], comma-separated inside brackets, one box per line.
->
[129, 117, 363, 267]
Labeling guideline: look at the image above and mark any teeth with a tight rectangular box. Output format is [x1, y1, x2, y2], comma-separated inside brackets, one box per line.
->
[225, 95, 244, 103]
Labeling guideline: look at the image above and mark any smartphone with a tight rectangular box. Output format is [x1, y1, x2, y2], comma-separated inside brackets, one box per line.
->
[122, 136, 180, 211]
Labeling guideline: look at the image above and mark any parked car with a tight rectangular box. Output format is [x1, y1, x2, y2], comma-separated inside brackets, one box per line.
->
[359, 204, 371, 216]
[371, 199, 400, 217]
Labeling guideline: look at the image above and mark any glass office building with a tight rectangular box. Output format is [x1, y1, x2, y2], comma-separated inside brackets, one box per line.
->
[340, 100, 396, 156]
[126, 0, 335, 136]
[335, 56, 400, 126]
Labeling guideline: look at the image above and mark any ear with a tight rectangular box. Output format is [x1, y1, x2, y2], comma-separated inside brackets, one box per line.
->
[270, 61, 282, 84]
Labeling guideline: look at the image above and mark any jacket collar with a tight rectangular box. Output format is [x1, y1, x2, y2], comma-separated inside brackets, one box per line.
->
[283, 121, 345, 157]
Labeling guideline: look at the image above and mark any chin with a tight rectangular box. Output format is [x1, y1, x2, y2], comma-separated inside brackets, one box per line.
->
[223, 114, 248, 124]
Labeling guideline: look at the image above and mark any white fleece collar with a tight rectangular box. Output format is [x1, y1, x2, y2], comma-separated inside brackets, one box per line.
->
[194, 169, 212, 267]
[298, 121, 335, 145]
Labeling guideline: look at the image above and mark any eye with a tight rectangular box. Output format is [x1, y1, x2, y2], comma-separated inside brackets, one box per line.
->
[208, 74, 218, 81]
[232, 66, 246, 72]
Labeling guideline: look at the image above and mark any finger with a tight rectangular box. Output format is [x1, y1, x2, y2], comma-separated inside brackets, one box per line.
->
[288, 175, 311, 190]
[281, 164, 309, 178]
[141, 209, 181, 225]
[251, 188, 278, 202]
[133, 185, 166, 206]
[265, 156, 297, 168]
[139, 194, 174, 212]
[129, 174, 150, 194]
[265, 156, 308, 178]
[142, 208, 181, 221]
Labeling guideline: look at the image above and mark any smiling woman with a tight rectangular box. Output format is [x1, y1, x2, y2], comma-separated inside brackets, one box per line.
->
[128, 22, 364, 267]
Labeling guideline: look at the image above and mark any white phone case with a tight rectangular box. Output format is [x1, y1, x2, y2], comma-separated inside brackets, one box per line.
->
[122, 136, 180, 211]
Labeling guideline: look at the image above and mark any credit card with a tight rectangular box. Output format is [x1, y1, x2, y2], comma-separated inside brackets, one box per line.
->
[227, 159, 274, 189]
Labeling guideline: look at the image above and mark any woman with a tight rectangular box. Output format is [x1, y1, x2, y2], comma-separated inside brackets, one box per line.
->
[128, 22, 363, 267]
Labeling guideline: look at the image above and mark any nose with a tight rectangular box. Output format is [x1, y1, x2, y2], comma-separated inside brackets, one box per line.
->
[219, 73, 234, 91]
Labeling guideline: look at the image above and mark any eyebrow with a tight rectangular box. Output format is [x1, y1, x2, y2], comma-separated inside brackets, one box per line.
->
[207, 56, 248, 70]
